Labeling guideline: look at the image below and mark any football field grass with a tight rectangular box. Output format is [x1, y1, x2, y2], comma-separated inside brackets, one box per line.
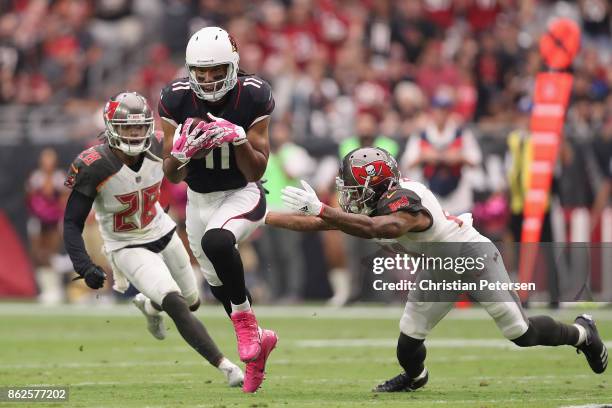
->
[1, 303, 611, 407]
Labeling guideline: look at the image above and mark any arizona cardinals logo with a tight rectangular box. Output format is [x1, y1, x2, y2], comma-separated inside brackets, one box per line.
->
[351, 160, 394, 186]
[228, 34, 238, 53]
[105, 101, 120, 120]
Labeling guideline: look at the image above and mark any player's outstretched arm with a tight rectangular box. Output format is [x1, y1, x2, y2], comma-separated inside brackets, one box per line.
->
[265, 211, 336, 231]
[281, 180, 431, 239]
[234, 117, 270, 182]
[161, 120, 188, 183]
[319, 206, 429, 239]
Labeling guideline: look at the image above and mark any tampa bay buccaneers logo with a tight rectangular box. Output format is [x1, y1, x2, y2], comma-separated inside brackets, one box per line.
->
[104, 101, 120, 120]
[351, 160, 394, 186]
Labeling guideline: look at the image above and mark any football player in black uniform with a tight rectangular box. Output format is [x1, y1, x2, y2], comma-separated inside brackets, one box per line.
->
[266, 146, 607, 392]
[158, 27, 277, 393]
[63, 92, 243, 387]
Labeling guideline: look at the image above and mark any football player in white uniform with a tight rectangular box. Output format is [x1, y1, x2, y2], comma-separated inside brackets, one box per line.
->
[266, 146, 607, 392]
[63, 92, 243, 387]
[159, 27, 277, 393]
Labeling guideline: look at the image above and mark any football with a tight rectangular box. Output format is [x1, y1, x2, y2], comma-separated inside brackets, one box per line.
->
[185, 116, 214, 159]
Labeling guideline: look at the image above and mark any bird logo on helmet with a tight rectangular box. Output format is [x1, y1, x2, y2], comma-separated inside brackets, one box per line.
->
[336, 147, 400, 214]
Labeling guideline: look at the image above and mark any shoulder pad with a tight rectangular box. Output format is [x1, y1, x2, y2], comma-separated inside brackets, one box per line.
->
[158, 77, 191, 126]
[65, 144, 120, 198]
[375, 188, 426, 216]
[240, 76, 275, 126]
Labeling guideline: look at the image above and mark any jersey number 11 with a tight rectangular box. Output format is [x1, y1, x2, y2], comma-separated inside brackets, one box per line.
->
[204, 144, 230, 169]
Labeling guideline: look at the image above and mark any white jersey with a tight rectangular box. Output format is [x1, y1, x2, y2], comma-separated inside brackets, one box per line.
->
[65, 139, 175, 252]
[375, 178, 488, 244]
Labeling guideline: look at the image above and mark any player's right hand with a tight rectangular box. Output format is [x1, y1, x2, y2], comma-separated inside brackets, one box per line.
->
[281, 180, 324, 216]
[81, 264, 107, 289]
[171, 119, 218, 163]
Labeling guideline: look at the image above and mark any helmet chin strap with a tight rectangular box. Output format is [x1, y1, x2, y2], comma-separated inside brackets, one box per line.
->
[122, 146, 142, 156]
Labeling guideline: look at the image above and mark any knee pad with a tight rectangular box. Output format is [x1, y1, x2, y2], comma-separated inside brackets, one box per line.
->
[161, 291, 188, 315]
[510, 324, 537, 347]
[189, 298, 201, 312]
[483, 301, 529, 340]
[201, 229, 236, 260]
[182, 290, 200, 310]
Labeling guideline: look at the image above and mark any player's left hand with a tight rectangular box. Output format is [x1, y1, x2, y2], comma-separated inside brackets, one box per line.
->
[206, 113, 247, 146]
[281, 180, 323, 216]
[72, 264, 107, 290]
[171, 119, 217, 164]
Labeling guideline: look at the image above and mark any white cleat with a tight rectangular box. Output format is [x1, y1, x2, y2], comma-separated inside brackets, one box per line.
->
[220, 361, 244, 387]
[133, 293, 166, 340]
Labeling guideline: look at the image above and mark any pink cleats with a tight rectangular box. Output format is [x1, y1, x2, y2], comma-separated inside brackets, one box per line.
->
[243, 329, 278, 393]
[231, 310, 262, 362]
[230, 310, 278, 392]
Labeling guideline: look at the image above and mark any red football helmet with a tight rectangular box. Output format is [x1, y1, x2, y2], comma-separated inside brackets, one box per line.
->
[336, 147, 400, 214]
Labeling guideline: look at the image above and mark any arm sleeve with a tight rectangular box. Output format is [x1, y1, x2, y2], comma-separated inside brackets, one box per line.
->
[375, 188, 428, 216]
[63, 190, 95, 275]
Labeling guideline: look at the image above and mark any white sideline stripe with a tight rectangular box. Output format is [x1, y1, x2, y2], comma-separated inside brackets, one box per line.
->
[0, 358, 396, 370]
[296, 338, 612, 349]
[559, 405, 612, 408]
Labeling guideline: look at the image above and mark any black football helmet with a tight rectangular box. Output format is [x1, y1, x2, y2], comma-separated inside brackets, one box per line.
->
[336, 147, 400, 214]
[104, 92, 154, 156]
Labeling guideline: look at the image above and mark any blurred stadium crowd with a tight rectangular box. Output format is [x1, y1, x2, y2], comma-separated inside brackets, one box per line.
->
[1, 0, 611, 305]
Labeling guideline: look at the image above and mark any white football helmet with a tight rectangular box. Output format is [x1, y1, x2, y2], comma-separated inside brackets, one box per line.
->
[186, 27, 240, 102]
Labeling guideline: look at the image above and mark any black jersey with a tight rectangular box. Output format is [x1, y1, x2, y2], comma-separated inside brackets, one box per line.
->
[158, 75, 275, 194]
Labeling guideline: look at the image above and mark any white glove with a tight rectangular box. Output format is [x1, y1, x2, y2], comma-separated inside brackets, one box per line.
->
[281, 180, 323, 216]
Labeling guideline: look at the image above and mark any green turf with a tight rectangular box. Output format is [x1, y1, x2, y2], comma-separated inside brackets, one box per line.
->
[0, 304, 610, 407]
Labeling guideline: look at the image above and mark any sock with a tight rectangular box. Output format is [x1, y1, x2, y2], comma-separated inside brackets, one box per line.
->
[201, 229, 248, 305]
[162, 292, 223, 366]
[144, 298, 161, 316]
[210, 285, 254, 317]
[217, 357, 236, 371]
[397, 333, 427, 379]
[231, 298, 251, 313]
[573, 323, 587, 346]
[512, 316, 580, 347]
[414, 367, 428, 381]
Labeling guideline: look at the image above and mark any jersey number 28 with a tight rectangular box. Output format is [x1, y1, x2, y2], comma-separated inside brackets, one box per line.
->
[114, 183, 161, 232]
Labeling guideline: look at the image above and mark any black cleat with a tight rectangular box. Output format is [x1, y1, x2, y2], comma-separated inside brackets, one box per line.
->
[372, 369, 428, 392]
[575, 314, 607, 374]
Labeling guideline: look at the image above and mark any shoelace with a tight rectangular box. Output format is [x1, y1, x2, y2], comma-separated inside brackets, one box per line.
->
[234, 314, 259, 341]
[381, 373, 409, 389]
